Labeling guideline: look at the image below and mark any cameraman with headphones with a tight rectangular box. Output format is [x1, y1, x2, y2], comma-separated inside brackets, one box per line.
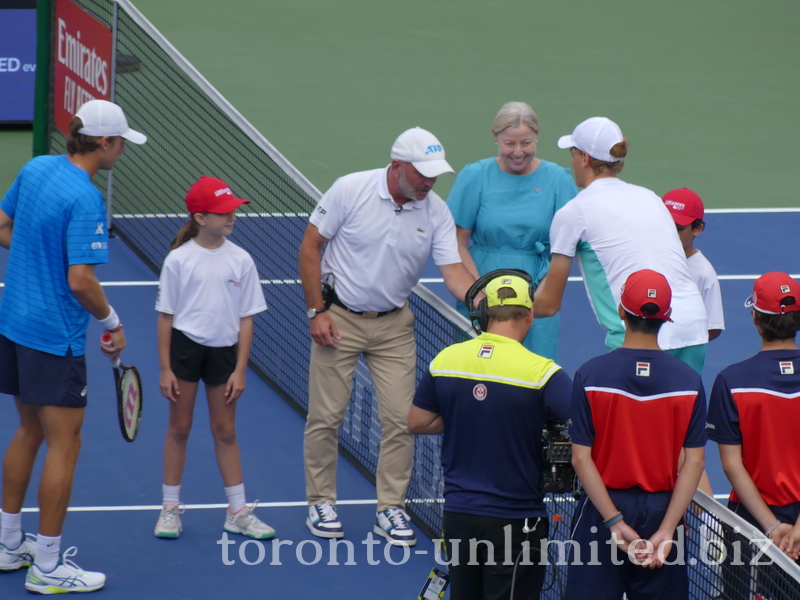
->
[409, 270, 571, 600]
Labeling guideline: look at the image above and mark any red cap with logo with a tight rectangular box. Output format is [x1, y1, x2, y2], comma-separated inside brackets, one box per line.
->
[184, 176, 250, 214]
[662, 188, 704, 227]
[620, 269, 673, 321]
[745, 272, 800, 314]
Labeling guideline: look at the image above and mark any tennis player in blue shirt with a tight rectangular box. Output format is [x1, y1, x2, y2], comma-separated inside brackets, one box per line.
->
[0, 100, 145, 594]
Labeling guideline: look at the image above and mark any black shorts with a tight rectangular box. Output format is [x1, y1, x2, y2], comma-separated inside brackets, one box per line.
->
[170, 329, 237, 386]
[0, 334, 88, 408]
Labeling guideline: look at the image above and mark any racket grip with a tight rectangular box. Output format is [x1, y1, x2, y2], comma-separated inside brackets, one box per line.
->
[101, 333, 121, 367]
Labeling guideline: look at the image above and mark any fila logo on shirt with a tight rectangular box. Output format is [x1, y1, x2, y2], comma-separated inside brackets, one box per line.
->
[636, 362, 650, 377]
[95, 222, 104, 235]
[780, 361, 794, 375]
[473, 383, 488, 401]
[478, 345, 494, 358]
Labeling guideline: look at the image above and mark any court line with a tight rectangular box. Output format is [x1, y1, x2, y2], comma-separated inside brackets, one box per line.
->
[18, 499, 379, 513]
[4, 275, 796, 289]
[18, 493, 732, 513]
[110, 208, 800, 219]
[112, 213, 310, 219]
[421, 275, 800, 284]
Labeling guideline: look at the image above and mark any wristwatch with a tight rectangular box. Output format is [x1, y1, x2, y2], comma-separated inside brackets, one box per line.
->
[306, 307, 327, 319]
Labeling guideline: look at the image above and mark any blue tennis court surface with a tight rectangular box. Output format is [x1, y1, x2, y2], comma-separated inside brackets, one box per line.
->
[1, 209, 799, 599]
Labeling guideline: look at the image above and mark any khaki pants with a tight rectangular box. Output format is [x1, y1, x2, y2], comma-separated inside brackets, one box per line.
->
[304, 303, 416, 511]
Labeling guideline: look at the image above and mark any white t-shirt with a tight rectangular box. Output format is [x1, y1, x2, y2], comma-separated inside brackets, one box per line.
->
[688, 250, 725, 331]
[549, 177, 708, 350]
[156, 239, 267, 347]
[310, 166, 461, 312]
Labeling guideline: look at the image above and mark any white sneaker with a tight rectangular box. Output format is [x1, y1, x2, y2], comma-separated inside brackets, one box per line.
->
[306, 501, 344, 539]
[25, 547, 105, 594]
[374, 508, 416, 546]
[154, 504, 185, 539]
[0, 532, 36, 571]
[223, 501, 275, 540]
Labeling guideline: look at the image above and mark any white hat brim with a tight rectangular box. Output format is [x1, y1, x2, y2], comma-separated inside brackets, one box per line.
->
[557, 134, 575, 149]
[413, 159, 454, 178]
[122, 128, 147, 145]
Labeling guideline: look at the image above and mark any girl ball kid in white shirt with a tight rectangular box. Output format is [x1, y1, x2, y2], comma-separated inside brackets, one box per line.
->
[153, 176, 271, 540]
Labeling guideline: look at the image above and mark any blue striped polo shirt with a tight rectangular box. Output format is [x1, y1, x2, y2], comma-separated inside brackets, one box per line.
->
[0, 155, 109, 356]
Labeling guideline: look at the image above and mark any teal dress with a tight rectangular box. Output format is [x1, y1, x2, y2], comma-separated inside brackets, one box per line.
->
[447, 158, 578, 360]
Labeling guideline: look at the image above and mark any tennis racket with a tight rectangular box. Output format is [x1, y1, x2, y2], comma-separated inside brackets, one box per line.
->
[101, 333, 143, 442]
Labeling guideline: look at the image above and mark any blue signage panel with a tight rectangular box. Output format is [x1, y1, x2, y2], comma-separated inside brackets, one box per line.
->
[0, 8, 37, 123]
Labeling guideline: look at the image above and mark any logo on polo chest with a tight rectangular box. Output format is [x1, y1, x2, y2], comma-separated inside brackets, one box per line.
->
[473, 384, 487, 401]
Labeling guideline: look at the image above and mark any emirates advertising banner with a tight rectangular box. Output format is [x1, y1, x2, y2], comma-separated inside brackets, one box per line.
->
[54, 0, 112, 134]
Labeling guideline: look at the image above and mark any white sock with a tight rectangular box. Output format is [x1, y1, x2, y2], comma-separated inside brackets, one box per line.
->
[224, 483, 246, 513]
[35, 534, 60, 573]
[162, 484, 181, 506]
[0, 511, 23, 549]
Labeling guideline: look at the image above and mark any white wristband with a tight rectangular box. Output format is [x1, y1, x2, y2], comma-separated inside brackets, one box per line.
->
[98, 306, 120, 331]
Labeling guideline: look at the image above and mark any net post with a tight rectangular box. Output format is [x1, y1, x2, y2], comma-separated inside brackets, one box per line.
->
[32, 0, 54, 157]
[106, 1, 120, 237]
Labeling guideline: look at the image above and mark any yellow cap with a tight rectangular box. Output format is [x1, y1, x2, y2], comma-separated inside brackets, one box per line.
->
[485, 275, 533, 309]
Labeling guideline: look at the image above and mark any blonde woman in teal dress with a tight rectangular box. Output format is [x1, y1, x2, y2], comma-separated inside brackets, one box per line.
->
[447, 102, 577, 360]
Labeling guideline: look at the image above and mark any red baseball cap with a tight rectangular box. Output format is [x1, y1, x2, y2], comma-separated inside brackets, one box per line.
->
[620, 269, 673, 321]
[184, 176, 250, 214]
[662, 188, 704, 227]
[745, 272, 800, 314]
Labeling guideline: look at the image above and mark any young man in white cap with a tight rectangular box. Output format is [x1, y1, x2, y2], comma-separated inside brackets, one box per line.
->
[409, 270, 571, 600]
[566, 269, 706, 600]
[298, 127, 475, 546]
[534, 117, 709, 373]
[707, 272, 800, 598]
[0, 99, 146, 593]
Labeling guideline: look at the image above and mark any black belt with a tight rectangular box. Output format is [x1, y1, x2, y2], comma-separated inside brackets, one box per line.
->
[330, 294, 401, 318]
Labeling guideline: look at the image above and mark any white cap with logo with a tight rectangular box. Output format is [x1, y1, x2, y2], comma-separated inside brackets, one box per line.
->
[75, 100, 147, 145]
[557, 117, 623, 162]
[390, 127, 454, 178]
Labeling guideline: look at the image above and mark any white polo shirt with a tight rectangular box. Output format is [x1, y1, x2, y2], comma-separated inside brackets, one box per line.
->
[310, 166, 460, 313]
[156, 239, 267, 347]
[549, 177, 708, 350]
[688, 250, 725, 331]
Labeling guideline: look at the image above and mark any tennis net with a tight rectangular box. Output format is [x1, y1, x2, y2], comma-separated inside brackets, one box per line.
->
[41, 2, 800, 597]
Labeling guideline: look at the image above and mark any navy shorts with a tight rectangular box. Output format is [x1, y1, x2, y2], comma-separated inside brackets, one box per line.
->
[170, 329, 237, 386]
[0, 334, 88, 408]
[565, 488, 688, 600]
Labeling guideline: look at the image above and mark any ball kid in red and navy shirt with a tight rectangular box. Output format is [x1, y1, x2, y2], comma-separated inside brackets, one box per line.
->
[565, 269, 707, 600]
[707, 272, 800, 565]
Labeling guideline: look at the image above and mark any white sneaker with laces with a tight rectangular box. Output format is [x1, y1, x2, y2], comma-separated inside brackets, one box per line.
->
[154, 504, 185, 539]
[374, 508, 416, 546]
[24, 546, 105, 594]
[0, 532, 36, 571]
[306, 501, 344, 539]
[224, 501, 275, 539]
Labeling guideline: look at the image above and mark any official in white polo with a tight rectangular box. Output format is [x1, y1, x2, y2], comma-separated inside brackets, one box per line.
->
[298, 127, 475, 546]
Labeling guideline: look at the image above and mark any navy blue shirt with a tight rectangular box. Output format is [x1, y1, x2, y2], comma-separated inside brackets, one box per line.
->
[413, 332, 571, 518]
[571, 348, 707, 492]
[708, 349, 800, 507]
